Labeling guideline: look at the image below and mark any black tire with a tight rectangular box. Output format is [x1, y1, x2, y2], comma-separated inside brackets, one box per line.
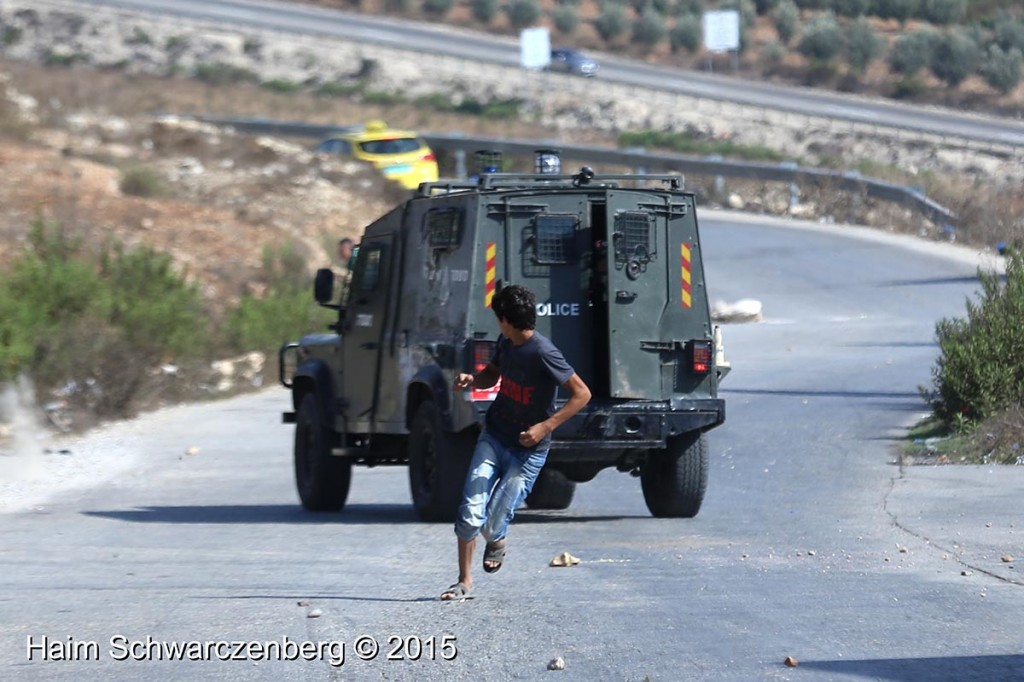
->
[641, 430, 708, 518]
[408, 401, 472, 522]
[294, 392, 351, 511]
[525, 468, 576, 510]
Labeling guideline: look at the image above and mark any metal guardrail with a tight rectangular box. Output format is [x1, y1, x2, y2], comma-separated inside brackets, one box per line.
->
[195, 115, 957, 227]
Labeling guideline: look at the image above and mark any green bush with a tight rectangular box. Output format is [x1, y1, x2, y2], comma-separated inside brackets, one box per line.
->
[618, 129, 785, 162]
[478, 99, 523, 119]
[97, 243, 207, 360]
[981, 45, 1023, 94]
[261, 78, 303, 94]
[361, 90, 406, 105]
[0, 219, 207, 415]
[633, 10, 668, 49]
[929, 249, 1024, 424]
[423, 0, 455, 17]
[505, 0, 542, 29]
[890, 75, 927, 99]
[1, 26, 23, 46]
[670, 14, 702, 53]
[845, 17, 884, 73]
[316, 81, 363, 98]
[762, 40, 786, 66]
[595, 4, 629, 42]
[739, 0, 758, 29]
[920, 0, 967, 25]
[994, 20, 1024, 53]
[797, 12, 842, 62]
[651, 0, 675, 15]
[44, 49, 88, 68]
[930, 30, 980, 87]
[552, 5, 580, 35]
[221, 242, 328, 354]
[194, 63, 259, 86]
[873, 0, 918, 24]
[835, 0, 869, 17]
[774, 0, 799, 44]
[471, 0, 500, 24]
[889, 29, 938, 75]
[120, 166, 169, 198]
[125, 27, 152, 46]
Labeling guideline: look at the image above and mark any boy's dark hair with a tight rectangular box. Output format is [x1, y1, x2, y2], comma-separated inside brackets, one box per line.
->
[492, 284, 536, 331]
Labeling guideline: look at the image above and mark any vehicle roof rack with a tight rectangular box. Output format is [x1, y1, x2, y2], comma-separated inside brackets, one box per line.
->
[417, 170, 684, 196]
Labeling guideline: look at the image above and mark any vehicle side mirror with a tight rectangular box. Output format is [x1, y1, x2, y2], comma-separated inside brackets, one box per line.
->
[314, 268, 335, 304]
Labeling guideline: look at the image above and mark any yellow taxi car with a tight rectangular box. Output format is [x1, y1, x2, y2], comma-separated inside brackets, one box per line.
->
[314, 120, 439, 190]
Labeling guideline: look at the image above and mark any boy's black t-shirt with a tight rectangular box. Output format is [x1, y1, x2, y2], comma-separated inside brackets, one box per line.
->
[484, 331, 575, 452]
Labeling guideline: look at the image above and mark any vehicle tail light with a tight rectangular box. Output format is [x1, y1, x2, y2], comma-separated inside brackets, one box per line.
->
[470, 340, 499, 401]
[421, 152, 436, 162]
[691, 340, 712, 375]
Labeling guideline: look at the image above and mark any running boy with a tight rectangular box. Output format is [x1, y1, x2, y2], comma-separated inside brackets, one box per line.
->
[441, 284, 591, 600]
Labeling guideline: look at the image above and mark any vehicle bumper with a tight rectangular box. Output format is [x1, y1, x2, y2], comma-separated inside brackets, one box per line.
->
[552, 399, 724, 450]
[472, 398, 724, 450]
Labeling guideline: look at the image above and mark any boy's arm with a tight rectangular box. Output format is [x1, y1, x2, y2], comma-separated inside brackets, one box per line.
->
[454, 362, 501, 390]
[518, 373, 592, 448]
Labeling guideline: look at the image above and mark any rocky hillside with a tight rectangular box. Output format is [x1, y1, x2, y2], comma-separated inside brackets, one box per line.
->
[0, 67, 401, 307]
[2, 0, 1021, 190]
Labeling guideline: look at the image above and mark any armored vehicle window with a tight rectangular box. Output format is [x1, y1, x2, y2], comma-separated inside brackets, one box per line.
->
[532, 214, 578, 265]
[356, 246, 383, 292]
[424, 208, 463, 250]
[614, 210, 656, 267]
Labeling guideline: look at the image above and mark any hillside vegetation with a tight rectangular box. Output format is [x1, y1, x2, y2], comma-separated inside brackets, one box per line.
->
[305, 0, 1024, 113]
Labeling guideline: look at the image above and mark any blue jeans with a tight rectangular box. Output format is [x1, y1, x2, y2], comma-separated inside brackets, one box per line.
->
[454, 432, 548, 542]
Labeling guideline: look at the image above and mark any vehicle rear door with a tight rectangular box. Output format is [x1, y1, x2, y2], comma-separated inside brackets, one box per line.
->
[342, 234, 394, 426]
[603, 190, 692, 399]
[495, 193, 594, 388]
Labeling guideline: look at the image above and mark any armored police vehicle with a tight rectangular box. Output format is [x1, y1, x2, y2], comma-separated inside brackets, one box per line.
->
[280, 152, 728, 521]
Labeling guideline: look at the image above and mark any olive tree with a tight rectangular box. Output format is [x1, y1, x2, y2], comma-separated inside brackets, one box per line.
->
[633, 9, 668, 50]
[670, 14, 702, 53]
[929, 30, 980, 87]
[505, 0, 541, 30]
[874, 0, 917, 23]
[471, 0, 499, 24]
[797, 12, 842, 62]
[551, 5, 580, 35]
[889, 28, 938, 75]
[595, 4, 629, 42]
[845, 17, 883, 73]
[774, 0, 799, 44]
[981, 45, 1023, 95]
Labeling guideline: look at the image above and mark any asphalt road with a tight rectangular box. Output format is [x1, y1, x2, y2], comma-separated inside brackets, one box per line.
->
[63, 0, 1024, 147]
[2, 214, 1022, 681]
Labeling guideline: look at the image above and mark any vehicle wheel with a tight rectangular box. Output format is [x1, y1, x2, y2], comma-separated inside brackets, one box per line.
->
[641, 430, 708, 518]
[525, 468, 576, 510]
[294, 392, 351, 511]
[408, 401, 472, 522]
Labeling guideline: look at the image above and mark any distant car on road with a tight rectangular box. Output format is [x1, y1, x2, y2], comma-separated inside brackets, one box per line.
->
[547, 48, 599, 77]
[314, 120, 439, 190]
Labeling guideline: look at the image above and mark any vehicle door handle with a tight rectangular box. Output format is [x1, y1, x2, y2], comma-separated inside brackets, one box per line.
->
[615, 290, 637, 302]
[361, 342, 378, 350]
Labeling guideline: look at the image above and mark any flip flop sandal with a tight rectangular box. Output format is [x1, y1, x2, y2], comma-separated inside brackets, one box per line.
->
[483, 541, 506, 574]
[440, 582, 472, 601]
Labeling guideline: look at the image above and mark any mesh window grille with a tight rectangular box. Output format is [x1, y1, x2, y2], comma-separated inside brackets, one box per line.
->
[425, 209, 462, 249]
[614, 211, 655, 264]
[533, 214, 577, 264]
